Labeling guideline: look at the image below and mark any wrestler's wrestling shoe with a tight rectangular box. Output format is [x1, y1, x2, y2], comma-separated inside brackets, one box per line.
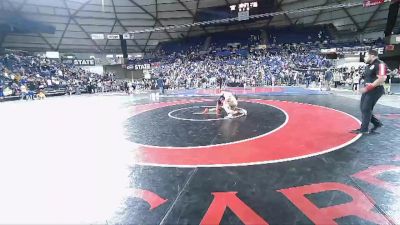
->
[202, 108, 209, 114]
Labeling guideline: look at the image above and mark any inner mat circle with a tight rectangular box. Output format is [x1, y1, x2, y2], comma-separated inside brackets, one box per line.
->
[126, 101, 286, 147]
[168, 106, 246, 121]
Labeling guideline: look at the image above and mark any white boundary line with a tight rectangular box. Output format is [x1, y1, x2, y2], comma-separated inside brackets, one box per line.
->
[134, 99, 362, 168]
[168, 106, 246, 122]
[136, 101, 289, 149]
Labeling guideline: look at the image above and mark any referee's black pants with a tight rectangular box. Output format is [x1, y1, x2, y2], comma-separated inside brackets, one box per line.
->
[360, 86, 384, 132]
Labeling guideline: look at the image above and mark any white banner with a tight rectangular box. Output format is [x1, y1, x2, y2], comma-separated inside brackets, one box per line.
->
[123, 33, 134, 39]
[107, 34, 120, 40]
[91, 34, 105, 40]
[126, 64, 151, 70]
[45, 51, 60, 59]
[74, 59, 95, 66]
[256, 44, 267, 49]
[321, 48, 337, 54]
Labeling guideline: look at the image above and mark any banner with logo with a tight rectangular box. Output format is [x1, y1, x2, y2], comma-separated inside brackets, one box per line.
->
[61, 59, 74, 65]
[335, 46, 384, 55]
[107, 34, 120, 40]
[123, 33, 134, 39]
[321, 48, 337, 54]
[91, 34, 105, 40]
[73, 59, 95, 66]
[126, 64, 151, 70]
[363, 0, 385, 7]
[151, 62, 161, 68]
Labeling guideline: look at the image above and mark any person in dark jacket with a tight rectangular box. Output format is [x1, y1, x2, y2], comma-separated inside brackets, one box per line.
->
[351, 49, 387, 134]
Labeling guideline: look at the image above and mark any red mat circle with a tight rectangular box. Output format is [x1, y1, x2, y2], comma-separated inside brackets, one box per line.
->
[130, 99, 361, 167]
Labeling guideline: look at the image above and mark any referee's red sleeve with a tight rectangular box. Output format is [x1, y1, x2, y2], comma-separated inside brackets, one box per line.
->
[378, 63, 387, 78]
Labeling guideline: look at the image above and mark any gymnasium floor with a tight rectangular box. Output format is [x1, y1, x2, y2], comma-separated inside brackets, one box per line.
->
[0, 87, 399, 225]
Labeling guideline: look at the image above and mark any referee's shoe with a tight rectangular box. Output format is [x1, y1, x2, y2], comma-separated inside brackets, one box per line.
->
[350, 129, 369, 135]
[370, 122, 383, 133]
[350, 122, 383, 135]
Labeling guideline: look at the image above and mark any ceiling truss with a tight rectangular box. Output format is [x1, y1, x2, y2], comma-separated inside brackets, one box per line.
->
[0, 0, 396, 53]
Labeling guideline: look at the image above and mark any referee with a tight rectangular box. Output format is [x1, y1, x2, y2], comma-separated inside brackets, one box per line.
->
[351, 49, 387, 134]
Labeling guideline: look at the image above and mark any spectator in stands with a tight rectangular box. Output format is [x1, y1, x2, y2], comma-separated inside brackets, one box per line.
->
[20, 83, 28, 100]
[157, 76, 164, 94]
[333, 70, 341, 88]
[384, 69, 397, 95]
[37, 90, 45, 100]
[0, 37, 385, 100]
[324, 68, 333, 91]
[26, 88, 35, 100]
[0, 52, 127, 101]
[0, 80, 3, 100]
[304, 70, 312, 88]
[67, 84, 73, 96]
[318, 72, 325, 90]
[352, 72, 360, 93]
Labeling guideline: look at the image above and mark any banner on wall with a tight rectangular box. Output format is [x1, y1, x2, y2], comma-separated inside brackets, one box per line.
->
[126, 64, 151, 70]
[363, 0, 385, 7]
[61, 59, 74, 64]
[123, 33, 134, 39]
[91, 34, 105, 40]
[151, 62, 161, 68]
[107, 34, 120, 40]
[46, 51, 60, 59]
[335, 46, 384, 55]
[321, 48, 337, 53]
[73, 59, 95, 66]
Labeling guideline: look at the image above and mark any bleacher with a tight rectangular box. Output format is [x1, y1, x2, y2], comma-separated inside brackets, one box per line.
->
[210, 30, 262, 48]
[0, 85, 67, 102]
[155, 25, 339, 65]
[159, 36, 207, 55]
[266, 25, 332, 44]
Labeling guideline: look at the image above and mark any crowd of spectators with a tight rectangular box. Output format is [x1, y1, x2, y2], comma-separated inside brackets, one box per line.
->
[149, 43, 333, 90]
[1, 37, 394, 100]
[0, 53, 123, 100]
[0, 43, 368, 101]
